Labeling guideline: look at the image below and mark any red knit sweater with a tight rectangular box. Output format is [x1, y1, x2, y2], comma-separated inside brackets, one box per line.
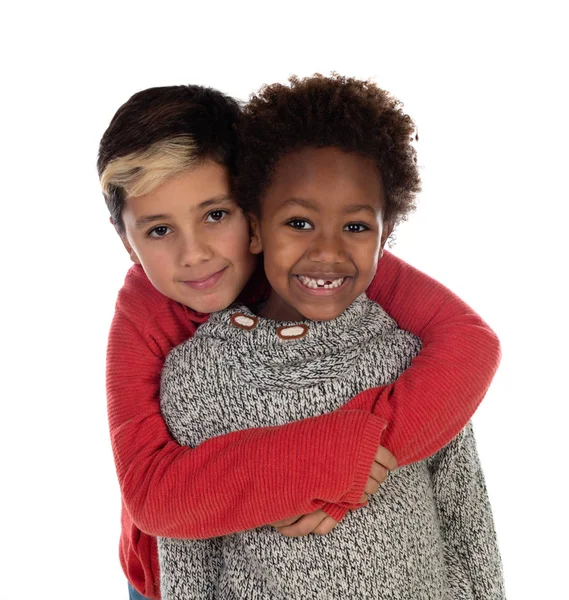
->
[106, 251, 500, 599]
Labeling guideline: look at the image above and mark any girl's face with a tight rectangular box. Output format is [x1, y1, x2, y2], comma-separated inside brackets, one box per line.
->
[120, 161, 256, 313]
[250, 147, 392, 322]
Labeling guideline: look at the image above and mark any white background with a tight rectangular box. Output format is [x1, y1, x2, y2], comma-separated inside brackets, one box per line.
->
[1, 1, 567, 598]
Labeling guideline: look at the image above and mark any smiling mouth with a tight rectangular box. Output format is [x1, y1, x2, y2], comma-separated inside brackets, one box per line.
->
[182, 267, 227, 290]
[296, 275, 348, 290]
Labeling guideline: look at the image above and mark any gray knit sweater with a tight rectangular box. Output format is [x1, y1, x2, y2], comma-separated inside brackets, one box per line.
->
[159, 295, 505, 599]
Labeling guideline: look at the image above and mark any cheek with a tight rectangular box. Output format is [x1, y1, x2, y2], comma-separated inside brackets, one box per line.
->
[134, 241, 175, 273]
[132, 240, 162, 269]
[146, 254, 174, 279]
[265, 247, 296, 279]
[263, 231, 305, 266]
[219, 220, 254, 260]
[356, 240, 381, 277]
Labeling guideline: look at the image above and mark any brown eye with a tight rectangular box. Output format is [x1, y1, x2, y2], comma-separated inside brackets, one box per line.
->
[344, 223, 368, 233]
[148, 226, 172, 238]
[206, 210, 228, 223]
[287, 219, 313, 230]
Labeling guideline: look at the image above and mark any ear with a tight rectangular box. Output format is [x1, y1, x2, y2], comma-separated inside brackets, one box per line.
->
[110, 217, 141, 264]
[121, 237, 141, 264]
[248, 214, 263, 255]
[119, 236, 141, 264]
[378, 219, 394, 259]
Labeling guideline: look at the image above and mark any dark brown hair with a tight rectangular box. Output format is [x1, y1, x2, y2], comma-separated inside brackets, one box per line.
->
[97, 85, 242, 233]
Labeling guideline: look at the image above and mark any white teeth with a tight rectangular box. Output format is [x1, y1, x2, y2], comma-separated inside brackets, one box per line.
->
[298, 275, 345, 289]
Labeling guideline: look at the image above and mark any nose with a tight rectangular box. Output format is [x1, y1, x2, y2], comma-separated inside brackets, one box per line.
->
[306, 230, 346, 264]
[177, 230, 214, 267]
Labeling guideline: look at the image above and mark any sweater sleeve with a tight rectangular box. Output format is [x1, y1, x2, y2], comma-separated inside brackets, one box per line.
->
[110, 251, 500, 540]
[427, 423, 506, 598]
[318, 251, 501, 521]
[108, 308, 387, 540]
[347, 250, 501, 466]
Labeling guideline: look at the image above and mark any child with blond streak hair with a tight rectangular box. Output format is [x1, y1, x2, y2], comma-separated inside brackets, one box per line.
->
[98, 83, 501, 600]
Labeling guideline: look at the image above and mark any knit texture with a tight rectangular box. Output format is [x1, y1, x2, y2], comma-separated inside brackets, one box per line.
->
[158, 296, 504, 599]
[106, 251, 501, 598]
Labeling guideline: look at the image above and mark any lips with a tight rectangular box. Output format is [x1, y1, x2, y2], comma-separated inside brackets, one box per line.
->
[181, 267, 227, 290]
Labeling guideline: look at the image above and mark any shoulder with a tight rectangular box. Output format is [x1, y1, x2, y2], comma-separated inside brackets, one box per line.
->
[350, 294, 397, 332]
[163, 304, 235, 354]
[113, 266, 200, 347]
[360, 296, 421, 347]
[355, 297, 423, 379]
[162, 304, 252, 381]
[115, 266, 172, 323]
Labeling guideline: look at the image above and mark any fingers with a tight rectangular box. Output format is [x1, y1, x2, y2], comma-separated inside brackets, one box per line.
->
[276, 511, 327, 537]
[364, 477, 379, 496]
[364, 465, 390, 495]
[312, 516, 339, 536]
[369, 461, 389, 485]
[276, 512, 339, 537]
[270, 515, 302, 527]
[364, 449, 393, 497]
[374, 445, 398, 471]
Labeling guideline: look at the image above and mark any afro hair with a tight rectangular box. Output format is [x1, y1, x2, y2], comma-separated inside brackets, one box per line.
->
[236, 73, 420, 227]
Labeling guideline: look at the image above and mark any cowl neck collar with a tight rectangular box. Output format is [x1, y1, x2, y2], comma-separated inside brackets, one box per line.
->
[194, 295, 395, 390]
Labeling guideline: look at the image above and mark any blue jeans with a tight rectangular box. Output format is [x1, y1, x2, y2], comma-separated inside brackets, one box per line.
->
[128, 582, 152, 600]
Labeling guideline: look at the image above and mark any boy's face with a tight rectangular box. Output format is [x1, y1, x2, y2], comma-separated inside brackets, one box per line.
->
[120, 161, 256, 313]
[250, 147, 392, 322]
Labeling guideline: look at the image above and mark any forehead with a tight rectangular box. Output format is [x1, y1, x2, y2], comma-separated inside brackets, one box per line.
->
[124, 160, 231, 215]
[266, 147, 384, 207]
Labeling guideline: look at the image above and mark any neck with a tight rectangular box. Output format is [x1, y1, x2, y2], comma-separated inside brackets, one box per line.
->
[256, 291, 305, 321]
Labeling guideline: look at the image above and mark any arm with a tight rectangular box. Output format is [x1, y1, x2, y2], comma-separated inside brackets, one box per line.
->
[112, 252, 500, 537]
[318, 251, 500, 521]
[348, 250, 501, 465]
[108, 308, 386, 539]
[427, 423, 506, 598]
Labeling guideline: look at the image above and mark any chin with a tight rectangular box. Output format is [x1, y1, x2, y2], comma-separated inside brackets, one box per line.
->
[299, 305, 346, 322]
[187, 295, 233, 314]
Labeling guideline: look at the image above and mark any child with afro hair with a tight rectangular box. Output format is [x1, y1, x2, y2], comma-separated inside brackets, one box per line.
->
[158, 74, 505, 599]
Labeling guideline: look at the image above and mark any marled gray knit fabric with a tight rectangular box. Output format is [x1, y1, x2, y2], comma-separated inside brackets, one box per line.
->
[159, 295, 505, 599]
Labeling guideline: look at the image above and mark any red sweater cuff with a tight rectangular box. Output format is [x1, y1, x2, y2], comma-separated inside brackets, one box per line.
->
[321, 502, 349, 522]
[339, 414, 387, 507]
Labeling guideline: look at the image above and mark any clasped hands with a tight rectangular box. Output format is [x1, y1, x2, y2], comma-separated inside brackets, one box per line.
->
[270, 445, 397, 537]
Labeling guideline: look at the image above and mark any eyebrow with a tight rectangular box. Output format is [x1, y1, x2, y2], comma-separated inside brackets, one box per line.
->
[197, 194, 234, 209]
[278, 197, 378, 216]
[134, 195, 235, 229]
[343, 203, 378, 217]
[135, 214, 170, 228]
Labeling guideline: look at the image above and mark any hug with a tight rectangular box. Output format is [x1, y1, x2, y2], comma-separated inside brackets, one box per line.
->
[98, 74, 505, 599]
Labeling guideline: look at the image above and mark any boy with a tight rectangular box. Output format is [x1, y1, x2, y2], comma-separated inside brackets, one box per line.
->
[98, 83, 501, 599]
[158, 74, 505, 599]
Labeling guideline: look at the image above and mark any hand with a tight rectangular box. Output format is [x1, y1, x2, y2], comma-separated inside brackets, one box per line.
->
[270, 446, 397, 534]
[360, 445, 397, 502]
[271, 510, 339, 537]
